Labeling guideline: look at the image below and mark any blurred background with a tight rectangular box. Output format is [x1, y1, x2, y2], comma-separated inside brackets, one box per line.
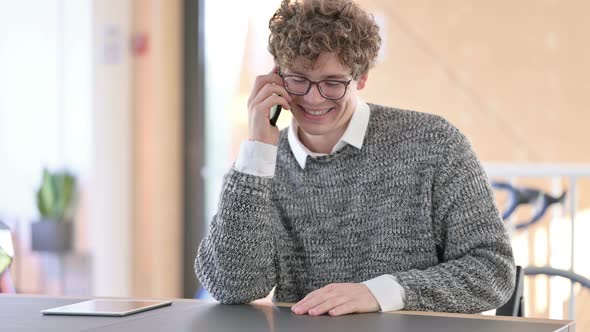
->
[0, 0, 589, 328]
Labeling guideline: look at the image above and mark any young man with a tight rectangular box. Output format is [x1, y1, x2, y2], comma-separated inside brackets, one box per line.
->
[196, 0, 515, 316]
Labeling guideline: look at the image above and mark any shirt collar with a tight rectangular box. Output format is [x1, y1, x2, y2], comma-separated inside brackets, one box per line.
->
[288, 96, 370, 169]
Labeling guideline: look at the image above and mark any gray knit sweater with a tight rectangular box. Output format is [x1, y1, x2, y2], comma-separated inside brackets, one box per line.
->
[195, 104, 516, 313]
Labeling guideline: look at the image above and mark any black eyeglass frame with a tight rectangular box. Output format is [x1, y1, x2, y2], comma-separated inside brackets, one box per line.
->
[280, 74, 353, 101]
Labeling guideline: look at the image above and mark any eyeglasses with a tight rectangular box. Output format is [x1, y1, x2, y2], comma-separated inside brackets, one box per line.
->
[281, 74, 352, 100]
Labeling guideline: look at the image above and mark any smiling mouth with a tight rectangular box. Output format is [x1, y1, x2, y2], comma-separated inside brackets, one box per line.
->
[300, 106, 334, 116]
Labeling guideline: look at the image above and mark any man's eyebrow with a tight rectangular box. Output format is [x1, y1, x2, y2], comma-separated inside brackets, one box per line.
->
[287, 70, 350, 80]
[323, 74, 350, 80]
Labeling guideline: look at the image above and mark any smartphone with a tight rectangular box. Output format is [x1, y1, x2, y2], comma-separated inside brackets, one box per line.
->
[270, 105, 282, 127]
[269, 68, 283, 126]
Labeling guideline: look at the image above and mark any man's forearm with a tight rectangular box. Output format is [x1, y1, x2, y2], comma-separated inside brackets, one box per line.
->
[195, 169, 278, 303]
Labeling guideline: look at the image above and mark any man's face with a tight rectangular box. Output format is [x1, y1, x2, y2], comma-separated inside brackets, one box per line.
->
[283, 52, 367, 139]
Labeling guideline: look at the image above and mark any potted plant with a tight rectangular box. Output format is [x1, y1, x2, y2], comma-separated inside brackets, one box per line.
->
[31, 169, 77, 252]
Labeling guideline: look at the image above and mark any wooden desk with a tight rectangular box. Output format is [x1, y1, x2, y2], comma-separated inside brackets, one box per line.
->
[0, 295, 575, 331]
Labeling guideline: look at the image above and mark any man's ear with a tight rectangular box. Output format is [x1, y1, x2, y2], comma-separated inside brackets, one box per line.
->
[356, 73, 368, 90]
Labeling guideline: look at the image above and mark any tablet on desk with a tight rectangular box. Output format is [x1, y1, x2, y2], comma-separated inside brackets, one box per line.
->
[41, 299, 172, 317]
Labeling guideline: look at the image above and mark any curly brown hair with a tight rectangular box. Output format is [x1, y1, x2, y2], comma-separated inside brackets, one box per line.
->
[268, 0, 381, 79]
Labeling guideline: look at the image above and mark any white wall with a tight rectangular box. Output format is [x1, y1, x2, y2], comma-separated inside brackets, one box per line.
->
[0, 0, 64, 222]
[0, 0, 133, 297]
[90, 0, 132, 297]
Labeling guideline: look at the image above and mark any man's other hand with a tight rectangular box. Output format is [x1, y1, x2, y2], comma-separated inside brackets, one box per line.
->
[291, 283, 380, 316]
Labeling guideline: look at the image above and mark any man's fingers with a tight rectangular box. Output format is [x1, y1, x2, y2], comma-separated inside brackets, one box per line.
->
[294, 286, 327, 308]
[250, 83, 291, 108]
[328, 303, 355, 316]
[308, 296, 348, 316]
[292, 296, 326, 315]
[292, 293, 329, 315]
[258, 95, 290, 113]
[248, 72, 284, 103]
[292, 285, 344, 315]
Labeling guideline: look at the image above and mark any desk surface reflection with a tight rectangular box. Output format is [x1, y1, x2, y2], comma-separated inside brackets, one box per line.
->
[0, 295, 574, 332]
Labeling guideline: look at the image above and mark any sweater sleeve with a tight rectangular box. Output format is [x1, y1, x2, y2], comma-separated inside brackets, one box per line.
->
[195, 169, 278, 304]
[393, 125, 516, 313]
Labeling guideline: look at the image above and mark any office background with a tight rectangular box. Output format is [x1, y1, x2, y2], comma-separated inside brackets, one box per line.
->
[0, 0, 588, 329]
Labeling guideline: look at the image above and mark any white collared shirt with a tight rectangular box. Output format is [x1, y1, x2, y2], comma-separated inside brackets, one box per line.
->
[234, 96, 405, 312]
[286, 96, 370, 168]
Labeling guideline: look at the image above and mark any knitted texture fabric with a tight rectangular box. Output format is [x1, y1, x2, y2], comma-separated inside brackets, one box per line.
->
[195, 104, 515, 313]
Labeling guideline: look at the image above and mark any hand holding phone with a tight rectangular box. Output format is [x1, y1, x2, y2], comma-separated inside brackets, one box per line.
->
[247, 67, 290, 145]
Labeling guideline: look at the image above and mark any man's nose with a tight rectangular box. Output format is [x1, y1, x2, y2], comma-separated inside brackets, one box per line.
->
[303, 83, 326, 104]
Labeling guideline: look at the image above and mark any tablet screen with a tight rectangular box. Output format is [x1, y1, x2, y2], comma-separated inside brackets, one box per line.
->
[41, 299, 172, 317]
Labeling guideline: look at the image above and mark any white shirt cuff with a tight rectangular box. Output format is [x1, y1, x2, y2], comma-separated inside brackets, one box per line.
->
[234, 140, 278, 177]
[362, 274, 406, 312]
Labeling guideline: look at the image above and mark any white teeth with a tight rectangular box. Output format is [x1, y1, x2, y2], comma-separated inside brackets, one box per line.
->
[304, 108, 330, 116]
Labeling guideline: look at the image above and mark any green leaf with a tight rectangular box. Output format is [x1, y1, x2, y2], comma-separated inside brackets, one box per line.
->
[61, 173, 76, 220]
[37, 169, 56, 219]
[35, 168, 77, 221]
